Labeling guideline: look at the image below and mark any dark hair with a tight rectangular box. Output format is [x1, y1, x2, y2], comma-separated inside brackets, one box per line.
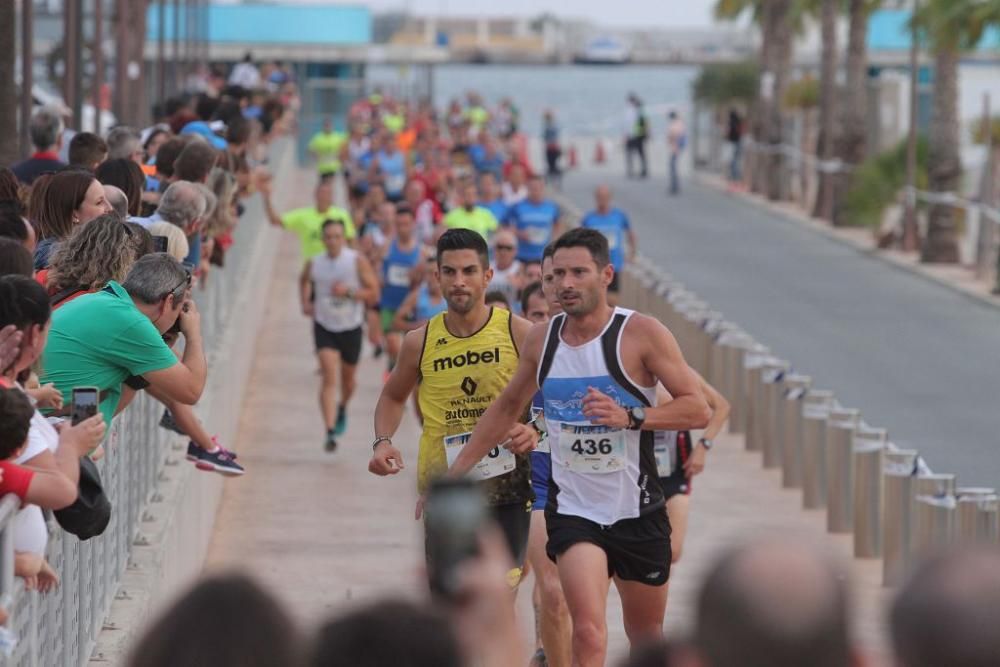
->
[552, 227, 610, 268]
[96, 158, 145, 217]
[542, 243, 555, 261]
[520, 280, 544, 314]
[213, 100, 244, 125]
[0, 238, 33, 278]
[48, 214, 151, 292]
[174, 141, 218, 183]
[155, 136, 190, 179]
[125, 222, 155, 257]
[394, 203, 413, 217]
[163, 94, 192, 119]
[0, 202, 27, 244]
[195, 94, 220, 122]
[0, 274, 50, 336]
[126, 573, 298, 667]
[225, 116, 251, 145]
[143, 127, 171, 154]
[436, 228, 489, 269]
[33, 170, 97, 241]
[0, 168, 22, 207]
[485, 290, 510, 308]
[0, 388, 35, 459]
[309, 599, 462, 667]
[321, 218, 345, 233]
[68, 132, 109, 169]
[891, 548, 1000, 667]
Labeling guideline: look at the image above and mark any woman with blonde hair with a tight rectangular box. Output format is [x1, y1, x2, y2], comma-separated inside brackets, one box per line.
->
[200, 167, 238, 279]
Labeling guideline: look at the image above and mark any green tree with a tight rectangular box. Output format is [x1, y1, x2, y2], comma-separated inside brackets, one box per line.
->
[913, 0, 1000, 262]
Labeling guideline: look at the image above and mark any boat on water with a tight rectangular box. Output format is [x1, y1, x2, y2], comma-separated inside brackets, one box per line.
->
[573, 36, 631, 65]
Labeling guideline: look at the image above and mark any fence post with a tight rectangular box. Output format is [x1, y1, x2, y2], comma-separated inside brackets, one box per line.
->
[825, 407, 861, 533]
[779, 374, 812, 488]
[742, 347, 772, 452]
[853, 425, 888, 557]
[956, 488, 1000, 546]
[801, 391, 836, 509]
[760, 360, 791, 468]
[910, 473, 957, 566]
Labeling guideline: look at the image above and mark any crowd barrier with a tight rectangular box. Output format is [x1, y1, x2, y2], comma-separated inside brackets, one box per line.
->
[0, 142, 290, 666]
[619, 256, 1000, 586]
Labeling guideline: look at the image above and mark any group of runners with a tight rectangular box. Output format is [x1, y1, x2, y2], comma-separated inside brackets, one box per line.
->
[271, 90, 731, 666]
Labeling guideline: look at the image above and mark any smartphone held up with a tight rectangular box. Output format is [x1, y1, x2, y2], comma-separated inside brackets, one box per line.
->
[424, 478, 489, 602]
[70, 387, 99, 425]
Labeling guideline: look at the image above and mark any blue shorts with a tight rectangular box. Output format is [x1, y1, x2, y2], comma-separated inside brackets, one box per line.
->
[530, 450, 551, 511]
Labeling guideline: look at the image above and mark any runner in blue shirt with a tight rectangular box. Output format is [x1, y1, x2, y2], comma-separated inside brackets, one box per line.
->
[477, 171, 508, 225]
[376, 137, 407, 202]
[504, 175, 562, 264]
[580, 184, 636, 302]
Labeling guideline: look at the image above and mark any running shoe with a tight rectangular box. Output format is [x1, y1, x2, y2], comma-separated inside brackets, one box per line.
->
[334, 406, 347, 436]
[189, 445, 245, 475]
[325, 429, 338, 453]
[160, 409, 186, 436]
[373, 344, 384, 359]
[186, 437, 238, 461]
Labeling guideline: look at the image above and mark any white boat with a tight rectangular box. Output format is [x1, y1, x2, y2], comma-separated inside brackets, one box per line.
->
[574, 36, 631, 65]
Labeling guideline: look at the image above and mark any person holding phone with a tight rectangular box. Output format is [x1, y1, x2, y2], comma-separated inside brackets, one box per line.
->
[369, 229, 537, 591]
[448, 229, 711, 667]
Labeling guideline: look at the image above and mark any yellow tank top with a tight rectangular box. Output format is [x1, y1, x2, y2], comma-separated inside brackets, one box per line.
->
[417, 307, 531, 504]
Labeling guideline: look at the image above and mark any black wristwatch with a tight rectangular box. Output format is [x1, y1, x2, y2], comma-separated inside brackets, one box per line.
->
[626, 407, 646, 431]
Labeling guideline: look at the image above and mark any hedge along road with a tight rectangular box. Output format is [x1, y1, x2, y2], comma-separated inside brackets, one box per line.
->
[561, 169, 1000, 489]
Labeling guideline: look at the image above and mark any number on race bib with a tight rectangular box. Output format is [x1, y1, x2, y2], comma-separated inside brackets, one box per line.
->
[558, 423, 626, 474]
[444, 432, 516, 481]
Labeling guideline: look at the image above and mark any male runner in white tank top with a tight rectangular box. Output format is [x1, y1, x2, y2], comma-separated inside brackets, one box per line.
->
[448, 228, 710, 667]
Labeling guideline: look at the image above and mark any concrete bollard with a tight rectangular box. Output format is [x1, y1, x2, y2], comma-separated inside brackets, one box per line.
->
[956, 488, 1000, 546]
[910, 473, 957, 565]
[779, 375, 813, 488]
[801, 391, 836, 510]
[691, 310, 724, 377]
[742, 348, 772, 452]
[619, 264, 638, 309]
[722, 333, 756, 434]
[703, 319, 738, 390]
[852, 425, 888, 558]
[760, 360, 791, 469]
[825, 407, 861, 533]
[882, 447, 919, 587]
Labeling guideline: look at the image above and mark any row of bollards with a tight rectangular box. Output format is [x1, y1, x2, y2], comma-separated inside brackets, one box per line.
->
[617, 260, 1000, 587]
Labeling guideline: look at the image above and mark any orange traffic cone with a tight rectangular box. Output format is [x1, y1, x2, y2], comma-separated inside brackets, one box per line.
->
[568, 145, 578, 169]
[594, 139, 606, 165]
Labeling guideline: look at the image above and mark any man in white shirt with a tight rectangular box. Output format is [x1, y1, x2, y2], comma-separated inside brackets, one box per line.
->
[489, 229, 522, 311]
[228, 53, 261, 89]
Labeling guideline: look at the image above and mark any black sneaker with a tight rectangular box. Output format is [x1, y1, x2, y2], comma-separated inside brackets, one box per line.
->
[325, 430, 338, 453]
[160, 410, 187, 436]
[373, 344, 384, 359]
[190, 445, 245, 475]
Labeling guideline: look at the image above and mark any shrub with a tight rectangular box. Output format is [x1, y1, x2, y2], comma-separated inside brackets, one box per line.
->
[841, 136, 929, 228]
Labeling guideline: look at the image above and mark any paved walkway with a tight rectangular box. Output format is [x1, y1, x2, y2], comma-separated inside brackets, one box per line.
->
[559, 164, 1000, 489]
[205, 163, 892, 661]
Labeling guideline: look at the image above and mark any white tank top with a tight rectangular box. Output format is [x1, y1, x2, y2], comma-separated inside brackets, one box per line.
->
[538, 307, 662, 525]
[311, 248, 364, 332]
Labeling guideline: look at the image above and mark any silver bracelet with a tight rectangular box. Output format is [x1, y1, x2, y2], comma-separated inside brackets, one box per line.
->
[372, 436, 392, 451]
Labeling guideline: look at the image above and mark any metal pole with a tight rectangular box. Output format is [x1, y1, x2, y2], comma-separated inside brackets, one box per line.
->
[779, 374, 812, 488]
[882, 448, 919, 586]
[852, 425, 888, 557]
[113, 0, 129, 125]
[93, 0, 105, 135]
[158, 0, 167, 105]
[910, 473, 957, 562]
[172, 0, 182, 94]
[801, 391, 835, 509]
[957, 488, 999, 545]
[19, 0, 34, 157]
[64, 0, 80, 128]
[825, 407, 861, 532]
[901, 0, 921, 252]
[761, 360, 791, 469]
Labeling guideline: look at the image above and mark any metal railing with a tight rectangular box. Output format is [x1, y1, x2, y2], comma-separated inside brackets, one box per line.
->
[619, 257, 1000, 587]
[0, 164, 272, 666]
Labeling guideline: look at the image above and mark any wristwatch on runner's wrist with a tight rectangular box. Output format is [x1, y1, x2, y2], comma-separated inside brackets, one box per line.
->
[626, 407, 646, 431]
[698, 437, 714, 450]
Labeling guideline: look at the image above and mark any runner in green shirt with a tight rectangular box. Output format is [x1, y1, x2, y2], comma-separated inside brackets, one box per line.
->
[308, 118, 347, 177]
[261, 178, 356, 261]
[444, 179, 499, 241]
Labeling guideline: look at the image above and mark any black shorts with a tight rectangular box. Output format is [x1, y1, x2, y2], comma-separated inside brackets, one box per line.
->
[545, 510, 671, 586]
[492, 501, 532, 567]
[313, 323, 363, 364]
[608, 272, 621, 293]
[659, 430, 693, 501]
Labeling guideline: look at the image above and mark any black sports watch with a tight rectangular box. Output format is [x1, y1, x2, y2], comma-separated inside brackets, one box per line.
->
[626, 407, 646, 431]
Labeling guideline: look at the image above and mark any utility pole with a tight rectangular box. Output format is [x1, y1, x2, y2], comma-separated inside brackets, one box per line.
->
[93, 0, 105, 135]
[113, 0, 129, 125]
[20, 0, 34, 157]
[901, 0, 921, 252]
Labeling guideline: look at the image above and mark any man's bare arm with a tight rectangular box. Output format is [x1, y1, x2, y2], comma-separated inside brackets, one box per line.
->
[633, 315, 710, 431]
[370, 328, 425, 475]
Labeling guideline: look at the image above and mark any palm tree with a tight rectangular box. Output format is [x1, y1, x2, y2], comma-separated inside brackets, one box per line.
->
[913, 0, 1000, 262]
[812, 0, 838, 220]
[832, 0, 879, 226]
[0, 1, 17, 166]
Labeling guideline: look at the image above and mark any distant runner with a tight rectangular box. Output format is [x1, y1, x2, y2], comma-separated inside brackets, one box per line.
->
[580, 185, 636, 305]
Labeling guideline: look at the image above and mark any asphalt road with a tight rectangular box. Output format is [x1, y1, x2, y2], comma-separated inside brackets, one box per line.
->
[561, 169, 1000, 488]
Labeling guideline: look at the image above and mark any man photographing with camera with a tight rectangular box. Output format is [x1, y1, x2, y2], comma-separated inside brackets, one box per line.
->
[368, 229, 537, 587]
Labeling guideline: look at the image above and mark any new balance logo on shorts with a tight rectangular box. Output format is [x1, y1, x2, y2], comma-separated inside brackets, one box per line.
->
[646, 571, 662, 580]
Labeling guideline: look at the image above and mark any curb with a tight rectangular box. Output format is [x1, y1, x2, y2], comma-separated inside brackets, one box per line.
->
[693, 171, 1000, 314]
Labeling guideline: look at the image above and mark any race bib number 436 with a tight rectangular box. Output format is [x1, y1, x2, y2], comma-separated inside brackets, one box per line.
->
[558, 422, 626, 474]
[444, 431, 516, 481]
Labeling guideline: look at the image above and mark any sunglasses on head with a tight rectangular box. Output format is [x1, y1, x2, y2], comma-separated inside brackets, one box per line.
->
[162, 269, 193, 301]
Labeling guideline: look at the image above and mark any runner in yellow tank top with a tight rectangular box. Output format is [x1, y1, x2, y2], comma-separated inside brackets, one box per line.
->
[369, 229, 538, 578]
